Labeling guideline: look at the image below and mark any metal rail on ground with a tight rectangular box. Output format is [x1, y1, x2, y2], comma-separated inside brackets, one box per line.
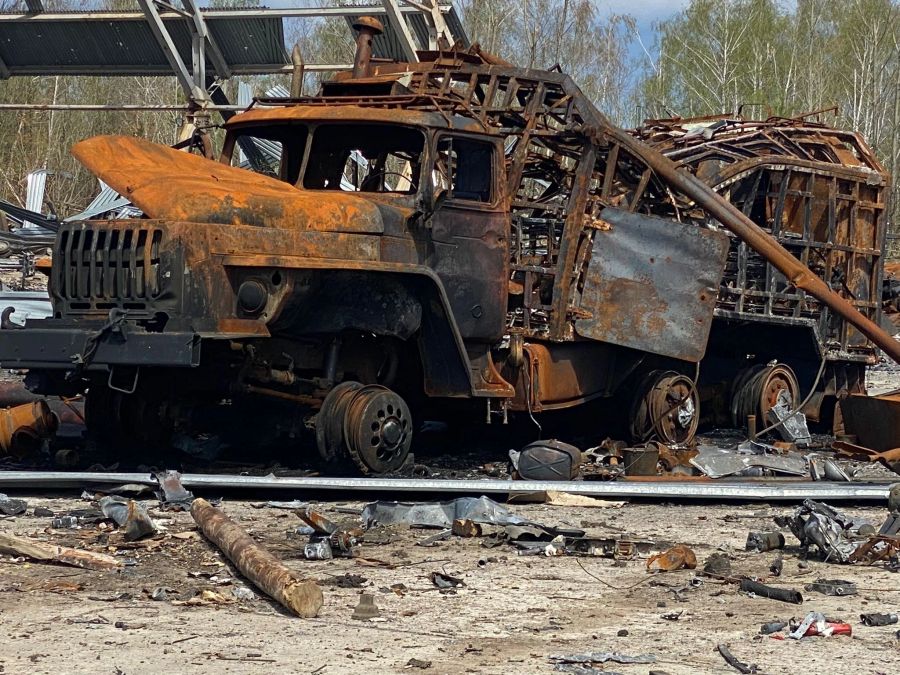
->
[0, 471, 893, 501]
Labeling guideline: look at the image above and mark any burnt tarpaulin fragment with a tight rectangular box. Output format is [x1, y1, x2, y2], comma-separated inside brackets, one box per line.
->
[804, 579, 858, 596]
[361, 496, 530, 529]
[153, 470, 194, 511]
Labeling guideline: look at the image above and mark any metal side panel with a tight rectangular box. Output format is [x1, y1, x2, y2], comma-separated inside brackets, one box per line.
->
[574, 208, 729, 362]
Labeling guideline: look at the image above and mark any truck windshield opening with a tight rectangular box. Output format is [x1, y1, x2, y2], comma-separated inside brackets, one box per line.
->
[303, 124, 423, 194]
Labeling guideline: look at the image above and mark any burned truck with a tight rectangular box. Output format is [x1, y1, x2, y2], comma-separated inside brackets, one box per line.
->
[0, 25, 896, 473]
[634, 116, 891, 431]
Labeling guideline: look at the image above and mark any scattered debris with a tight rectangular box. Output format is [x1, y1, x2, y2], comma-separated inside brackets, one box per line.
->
[351, 593, 380, 620]
[804, 579, 858, 596]
[404, 658, 432, 669]
[647, 544, 697, 572]
[860, 612, 898, 627]
[430, 571, 464, 589]
[323, 574, 367, 589]
[690, 442, 808, 478]
[766, 391, 812, 445]
[99, 496, 157, 541]
[788, 612, 852, 638]
[416, 529, 452, 547]
[542, 491, 626, 508]
[190, 497, 324, 618]
[769, 553, 783, 577]
[50, 515, 80, 529]
[809, 457, 852, 482]
[153, 470, 194, 511]
[775, 499, 880, 563]
[745, 531, 784, 552]
[303, 540, 333, 560]
[0, 492, 27, 515]
[362, 496, 531, 529]
[759, 621, 787, 635]
[451, 519, 482, 538]
[716, 643, 757, 674]
[739, 579, 802, 604]
[548, 652, 656, 666]
[702, 552, 731, 577]
[0, 531, 121, 571]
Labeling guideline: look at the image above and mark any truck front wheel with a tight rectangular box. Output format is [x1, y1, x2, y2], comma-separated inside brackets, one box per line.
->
[316, 382, 413, 475]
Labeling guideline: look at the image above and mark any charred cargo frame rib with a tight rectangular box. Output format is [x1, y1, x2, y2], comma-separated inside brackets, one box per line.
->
[0, 36, 893, 473]
[634, 116, 889, 426]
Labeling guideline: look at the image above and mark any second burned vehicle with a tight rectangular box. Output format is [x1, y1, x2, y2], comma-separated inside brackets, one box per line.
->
[0, 21, 894, 473]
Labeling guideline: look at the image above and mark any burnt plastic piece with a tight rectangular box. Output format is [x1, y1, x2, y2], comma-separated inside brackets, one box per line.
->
[516, 440, 582, 480]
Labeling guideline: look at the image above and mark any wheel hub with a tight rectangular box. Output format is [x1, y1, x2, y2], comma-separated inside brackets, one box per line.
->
[316, 382, 412, 475]
[629, 370, 700, 445]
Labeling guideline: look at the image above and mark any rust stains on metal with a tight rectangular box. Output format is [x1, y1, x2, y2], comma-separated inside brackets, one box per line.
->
[71, 135, 384, 233]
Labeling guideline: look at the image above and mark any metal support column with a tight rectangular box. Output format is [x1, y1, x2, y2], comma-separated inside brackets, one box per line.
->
[137, 0, 209, 103]
[381, 0, 419, 62]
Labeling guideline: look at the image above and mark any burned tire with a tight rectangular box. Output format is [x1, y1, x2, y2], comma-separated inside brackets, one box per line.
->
[315, 381, 363, 469]
[629, 370, 699, 445]
[730, 363, 799, 430]
[84, 383, 171, 461]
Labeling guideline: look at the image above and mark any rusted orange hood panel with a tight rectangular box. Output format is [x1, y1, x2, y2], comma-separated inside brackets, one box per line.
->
[71, 135, 383, 233]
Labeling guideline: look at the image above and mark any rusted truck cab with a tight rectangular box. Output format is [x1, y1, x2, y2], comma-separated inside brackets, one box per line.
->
[0, 97, 523, 473]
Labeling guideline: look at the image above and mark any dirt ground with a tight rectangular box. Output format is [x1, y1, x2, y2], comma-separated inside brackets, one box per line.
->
[1, 494, 899, 675]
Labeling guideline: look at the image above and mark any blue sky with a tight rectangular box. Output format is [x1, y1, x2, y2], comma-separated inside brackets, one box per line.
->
[600, 0, 692, 65]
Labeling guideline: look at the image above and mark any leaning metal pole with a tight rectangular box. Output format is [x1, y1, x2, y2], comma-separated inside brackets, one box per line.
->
[606, 128, 900, 364]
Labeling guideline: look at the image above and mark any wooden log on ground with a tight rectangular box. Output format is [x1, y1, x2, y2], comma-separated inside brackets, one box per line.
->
[190, 497, 323, 618]
[0, 532, 121, 571]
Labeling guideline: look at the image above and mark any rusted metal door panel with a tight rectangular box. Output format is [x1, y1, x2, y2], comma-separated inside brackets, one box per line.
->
[574, 208, 729, 362]
[430, 203, 509, 341]
[840, 393, 900, 452]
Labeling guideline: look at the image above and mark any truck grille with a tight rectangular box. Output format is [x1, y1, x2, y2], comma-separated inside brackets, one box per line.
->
[54, 223, 163, 312]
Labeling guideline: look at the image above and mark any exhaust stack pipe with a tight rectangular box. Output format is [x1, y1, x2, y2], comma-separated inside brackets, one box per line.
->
[351, 16, 384, 79]
[290, 43, 305, 98]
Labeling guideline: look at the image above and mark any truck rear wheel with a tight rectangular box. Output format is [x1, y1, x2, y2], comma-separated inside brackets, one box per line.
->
[629, 370, 699, 445]
[730, 363, 799, 430]
[316, 382, 412, 475]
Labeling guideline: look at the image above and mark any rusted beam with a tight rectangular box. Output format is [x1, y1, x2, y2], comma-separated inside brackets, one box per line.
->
[604, 127, 900, 364]
[190, 498, 324, 618]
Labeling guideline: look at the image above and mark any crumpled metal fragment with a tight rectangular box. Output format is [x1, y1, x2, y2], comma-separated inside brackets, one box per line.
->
[774, 499, 866, 563]
[361, 496, 530, 529]
[99, 496, 157, 541]
[152, 470, 194, 511]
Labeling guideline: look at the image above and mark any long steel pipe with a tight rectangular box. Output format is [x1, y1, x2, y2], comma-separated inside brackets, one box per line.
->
[0, 471, 893, 501]
[608, 128, 900, 364]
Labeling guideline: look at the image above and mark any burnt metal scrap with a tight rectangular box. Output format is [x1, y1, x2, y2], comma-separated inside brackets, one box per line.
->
[635, 115, 891, 427]
[0, 20, 895, 474]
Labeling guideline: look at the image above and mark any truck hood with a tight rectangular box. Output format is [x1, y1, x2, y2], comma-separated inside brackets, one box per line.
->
[71, 135, 384, 233]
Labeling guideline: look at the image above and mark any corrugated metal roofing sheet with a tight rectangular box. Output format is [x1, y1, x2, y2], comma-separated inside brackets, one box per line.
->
[0, 15, 287, 75]
[347, 6, 469, 62]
